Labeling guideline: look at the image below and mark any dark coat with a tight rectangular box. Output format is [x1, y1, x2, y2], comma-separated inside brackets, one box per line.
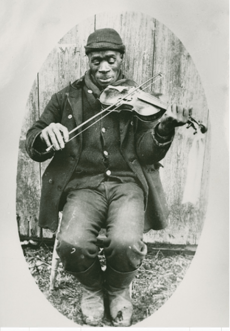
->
[26, 77, 174, 233]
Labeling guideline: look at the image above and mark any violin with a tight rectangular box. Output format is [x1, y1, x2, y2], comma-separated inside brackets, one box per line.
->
[99, 78, 207, 134]
[45, 73, 207, 152]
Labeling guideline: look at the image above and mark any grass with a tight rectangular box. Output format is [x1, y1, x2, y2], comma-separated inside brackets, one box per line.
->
[22, 243, 194, 326]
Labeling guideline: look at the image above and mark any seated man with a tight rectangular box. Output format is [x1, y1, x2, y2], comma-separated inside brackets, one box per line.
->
[26, 28, 190, 326]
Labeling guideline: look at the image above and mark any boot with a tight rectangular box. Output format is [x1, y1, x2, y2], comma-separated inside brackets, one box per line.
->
[71, 259, 104, 326]
[105, 264, 137, 327]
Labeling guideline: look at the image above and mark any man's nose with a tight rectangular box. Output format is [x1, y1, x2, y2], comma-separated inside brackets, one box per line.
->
[99, 61, 110, 73]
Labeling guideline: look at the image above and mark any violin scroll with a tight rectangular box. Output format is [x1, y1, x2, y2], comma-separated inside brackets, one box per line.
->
[187, 116, 208, 135]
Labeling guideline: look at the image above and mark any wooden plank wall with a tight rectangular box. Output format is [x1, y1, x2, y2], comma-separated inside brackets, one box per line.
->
[16, 12, 210, 245]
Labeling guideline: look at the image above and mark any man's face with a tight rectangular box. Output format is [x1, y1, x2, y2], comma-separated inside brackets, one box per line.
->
[88, 50, 123, 89]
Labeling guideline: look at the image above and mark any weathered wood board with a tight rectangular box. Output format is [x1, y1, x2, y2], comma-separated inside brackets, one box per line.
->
[16, 79, 41, 237]
[16, 12, 210, 245]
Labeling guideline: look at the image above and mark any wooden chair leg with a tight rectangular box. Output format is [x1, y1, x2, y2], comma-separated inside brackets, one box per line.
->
[49, 236, 60, 291]
[129, 282, 132, 298]
[49, 212, 62, 291]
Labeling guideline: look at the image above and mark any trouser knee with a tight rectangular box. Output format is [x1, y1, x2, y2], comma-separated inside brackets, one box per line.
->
[56, 237, 98, 273]
[105, 236, 147, 272]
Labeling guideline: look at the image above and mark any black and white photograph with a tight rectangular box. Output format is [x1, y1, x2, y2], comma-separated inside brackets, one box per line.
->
[0, 0, 228, 328]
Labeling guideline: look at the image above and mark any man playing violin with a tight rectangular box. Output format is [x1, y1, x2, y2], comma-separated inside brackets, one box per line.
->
[26, 28, 190, 326]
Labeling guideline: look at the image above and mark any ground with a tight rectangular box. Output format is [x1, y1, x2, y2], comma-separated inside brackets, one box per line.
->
[22, 243, 194, 326]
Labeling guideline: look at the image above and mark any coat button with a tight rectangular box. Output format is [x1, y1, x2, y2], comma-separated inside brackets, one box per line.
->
[49, 179, 53, 184]
[106, 170, 111, 176]
[88, 89, 93, 94]
[103, 150, 108, 157]
[101, 127, 106, 133]
[68, 114, 72, 119]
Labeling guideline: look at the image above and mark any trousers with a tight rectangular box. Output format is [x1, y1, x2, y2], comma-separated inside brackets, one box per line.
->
[56, 181, 147, 273]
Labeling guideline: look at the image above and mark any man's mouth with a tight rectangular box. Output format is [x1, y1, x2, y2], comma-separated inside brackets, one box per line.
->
[98, 77, 112, 83]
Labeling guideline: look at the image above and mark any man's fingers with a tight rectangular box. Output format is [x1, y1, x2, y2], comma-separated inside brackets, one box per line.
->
[182, 107, 193, 121]
[57, 123, 69, 143]
[41, 130, 52, 148]
[171, 104, 177, 114]
[47, 129, 62, 150]
[52, 126, 65, 149]
[41, 123, 69, 150]
[164, 104, 193, 129]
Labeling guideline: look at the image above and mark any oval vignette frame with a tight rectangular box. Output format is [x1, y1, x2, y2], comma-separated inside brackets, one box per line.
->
[16, 11, 211, 326]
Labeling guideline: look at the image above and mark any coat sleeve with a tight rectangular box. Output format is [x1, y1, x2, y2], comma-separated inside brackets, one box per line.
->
[135, 117, 175, 165]
[25, 93, 62, 162]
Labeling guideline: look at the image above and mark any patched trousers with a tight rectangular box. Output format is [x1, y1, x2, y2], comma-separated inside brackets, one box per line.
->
[56, 181, 147, 273]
